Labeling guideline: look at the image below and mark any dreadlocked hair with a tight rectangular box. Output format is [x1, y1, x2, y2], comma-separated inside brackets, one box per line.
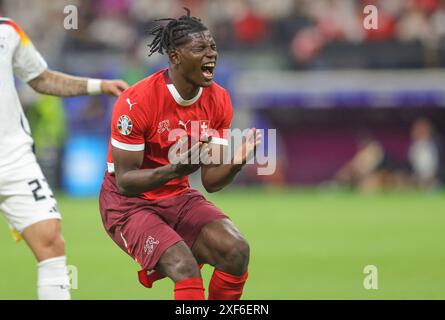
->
[148, 7, 208, 56]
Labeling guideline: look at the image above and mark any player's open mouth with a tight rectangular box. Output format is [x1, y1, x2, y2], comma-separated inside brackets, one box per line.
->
[201, 62, 215, 80]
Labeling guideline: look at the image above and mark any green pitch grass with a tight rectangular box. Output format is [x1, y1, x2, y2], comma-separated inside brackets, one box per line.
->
[1, 188, 444, 299]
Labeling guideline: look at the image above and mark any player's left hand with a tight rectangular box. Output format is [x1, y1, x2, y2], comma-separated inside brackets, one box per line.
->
[233, 128, 262, 166]
[101, 80, 129, 97]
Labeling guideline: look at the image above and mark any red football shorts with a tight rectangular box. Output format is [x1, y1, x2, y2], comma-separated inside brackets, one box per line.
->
[99, 172, 228, 271]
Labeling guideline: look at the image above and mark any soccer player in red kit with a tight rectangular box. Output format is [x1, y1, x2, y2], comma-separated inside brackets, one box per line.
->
[99, 9, 261, 300]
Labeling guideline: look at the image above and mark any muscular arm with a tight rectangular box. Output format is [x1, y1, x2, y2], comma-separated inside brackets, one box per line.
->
[28, 70, 88, 97]
[112, 147, 180, 196]
[113, 140, 205, 196]
[28, 69, 128, 97]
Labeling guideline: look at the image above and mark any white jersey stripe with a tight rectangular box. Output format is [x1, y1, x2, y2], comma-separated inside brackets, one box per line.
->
[107, 162, 115, 173]
[210, 137, 229, 146]
[111, 138, 145, 151]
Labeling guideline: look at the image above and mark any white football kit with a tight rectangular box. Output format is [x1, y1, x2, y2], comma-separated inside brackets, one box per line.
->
[0, 18, 61, 235]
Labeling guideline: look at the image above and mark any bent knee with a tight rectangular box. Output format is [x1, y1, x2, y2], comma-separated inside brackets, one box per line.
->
[160, 257, 200, 282]
[174, 258, 200, 279]
[218, 238, 250, 275]
[40, 231, 65, 252]
[158, 243, 201, 282]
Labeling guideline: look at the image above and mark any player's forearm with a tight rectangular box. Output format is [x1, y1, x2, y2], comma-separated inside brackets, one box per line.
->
[201, 164, 243, 193]
[116, 164, 181, 196]
[28, 69, 90, 97]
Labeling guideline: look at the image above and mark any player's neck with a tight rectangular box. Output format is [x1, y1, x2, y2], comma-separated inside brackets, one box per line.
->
[168, 69, 200, 100]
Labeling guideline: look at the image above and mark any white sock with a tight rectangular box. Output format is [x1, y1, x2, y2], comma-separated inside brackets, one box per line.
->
[37, 256, 71, 300]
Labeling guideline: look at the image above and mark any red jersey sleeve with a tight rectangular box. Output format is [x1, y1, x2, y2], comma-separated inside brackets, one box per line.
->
[110, 91, 148, 151]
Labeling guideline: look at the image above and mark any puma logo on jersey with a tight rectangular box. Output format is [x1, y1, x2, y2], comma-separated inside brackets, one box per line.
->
[126, 98, 137, 110]
[178, 120, 190, 130]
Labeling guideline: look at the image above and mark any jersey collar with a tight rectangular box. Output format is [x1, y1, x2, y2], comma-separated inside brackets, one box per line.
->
[164, 70, 203, 106]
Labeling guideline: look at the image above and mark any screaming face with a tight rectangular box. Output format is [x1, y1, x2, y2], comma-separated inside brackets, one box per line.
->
[173, 30, 218, 87]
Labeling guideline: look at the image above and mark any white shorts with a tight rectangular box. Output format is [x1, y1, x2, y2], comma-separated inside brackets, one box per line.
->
[0, 159, 61, 234]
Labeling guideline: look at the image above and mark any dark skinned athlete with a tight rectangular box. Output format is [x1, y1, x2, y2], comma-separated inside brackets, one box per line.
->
[99, 8, 261, 300]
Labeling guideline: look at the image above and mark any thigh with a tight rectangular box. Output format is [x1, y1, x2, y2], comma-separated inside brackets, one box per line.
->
[174, 190, 228, 249]
[0, 163, 61, 234]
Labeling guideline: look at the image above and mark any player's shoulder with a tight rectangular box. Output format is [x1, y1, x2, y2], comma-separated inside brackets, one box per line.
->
[0, 17, 13, 23]
[120, 72, 160, 103]
[203, 82, 233, 121]
[0, 17, 22, 32]
[206, 81, 230, 97]
[0, 17, 15, 32]
[206, 82, 232, 112]
[0, 17, 28, 43]
[123, 69, 165, 100]
[114, 70, 166, 120]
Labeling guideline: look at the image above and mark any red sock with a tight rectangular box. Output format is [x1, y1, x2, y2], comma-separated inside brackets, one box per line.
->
[174, 277, 205, 300]
[138, 265, 203, 289]
[208, 269, 248, 300]
[138, 270, 166, 288]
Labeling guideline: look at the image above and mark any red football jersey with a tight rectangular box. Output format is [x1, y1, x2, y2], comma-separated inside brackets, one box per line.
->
[106, 69, 233, 200]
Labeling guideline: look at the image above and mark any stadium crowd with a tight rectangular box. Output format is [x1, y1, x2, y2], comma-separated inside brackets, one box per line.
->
[2, 0, 445, 68]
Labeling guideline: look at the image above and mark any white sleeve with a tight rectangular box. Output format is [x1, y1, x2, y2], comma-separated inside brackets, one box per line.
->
[11, 22, 48, 82]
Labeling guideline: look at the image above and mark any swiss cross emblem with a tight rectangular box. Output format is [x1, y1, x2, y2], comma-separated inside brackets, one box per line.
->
[200, 120, 209, 135]
[157, 120, 170, 134]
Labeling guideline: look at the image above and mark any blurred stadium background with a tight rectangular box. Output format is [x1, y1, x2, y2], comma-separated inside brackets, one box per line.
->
[1, 0, 445, 299]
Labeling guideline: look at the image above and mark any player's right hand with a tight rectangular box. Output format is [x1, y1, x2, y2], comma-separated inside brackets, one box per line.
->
[171, 136, 211, 176]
